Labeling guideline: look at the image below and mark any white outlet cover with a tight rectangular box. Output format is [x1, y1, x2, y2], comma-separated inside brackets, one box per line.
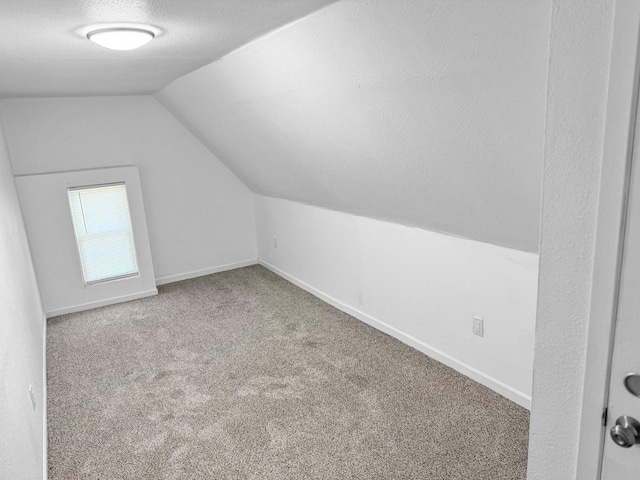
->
[472, 316, 484, 337]
[29, 385, 36, 411]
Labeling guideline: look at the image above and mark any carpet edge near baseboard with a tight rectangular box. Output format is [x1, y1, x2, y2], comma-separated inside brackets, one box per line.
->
[258, 258, 532, 410]
[155, 259, 258, 286]
[45, 289, 158, 318]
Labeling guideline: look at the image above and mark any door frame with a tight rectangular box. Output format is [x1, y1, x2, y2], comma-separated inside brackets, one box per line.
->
[575, 1, 640, 478]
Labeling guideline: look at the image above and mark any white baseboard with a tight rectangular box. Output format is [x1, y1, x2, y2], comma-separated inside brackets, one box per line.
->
[45, 289, 158, 318]
[258, 259, 532, 410]
[42, 312, 48, 480]
[155, 259, 258, 286]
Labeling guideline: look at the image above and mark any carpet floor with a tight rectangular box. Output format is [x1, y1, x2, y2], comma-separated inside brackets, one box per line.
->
[47, 265, 529, 479]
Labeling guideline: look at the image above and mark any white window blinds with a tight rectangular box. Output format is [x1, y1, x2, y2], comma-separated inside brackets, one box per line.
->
[68, 183, 139, 285]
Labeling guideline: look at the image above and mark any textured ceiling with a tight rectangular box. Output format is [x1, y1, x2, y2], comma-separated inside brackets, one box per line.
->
[0, 0, 335, 97]
[157, 0, 550, 253]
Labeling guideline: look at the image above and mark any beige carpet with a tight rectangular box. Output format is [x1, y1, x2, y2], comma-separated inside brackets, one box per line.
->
[47, 265, 529, 479]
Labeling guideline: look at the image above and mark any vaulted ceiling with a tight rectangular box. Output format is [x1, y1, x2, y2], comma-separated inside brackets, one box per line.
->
[0, 0, 550, 253]
[156, 0, 550, 253]
[0, 0, 335, 97]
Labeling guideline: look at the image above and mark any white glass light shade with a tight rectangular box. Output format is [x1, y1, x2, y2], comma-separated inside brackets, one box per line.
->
[87, 28, 155, 51]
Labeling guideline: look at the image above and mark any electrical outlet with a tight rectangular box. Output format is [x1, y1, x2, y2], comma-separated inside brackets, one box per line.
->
[273, 237, 278, 248]
[29, 385, 36, 411]
[472, 316, 484, 337]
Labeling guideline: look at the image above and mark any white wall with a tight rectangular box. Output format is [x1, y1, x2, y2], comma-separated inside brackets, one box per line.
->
[0, 96, 257, 293]
[158, 0, 550, 253]
[527, 1, 616, 479]
[255, 195, 539, 407]
[0, 117, 45, 478]
[15, 167, 158, 317]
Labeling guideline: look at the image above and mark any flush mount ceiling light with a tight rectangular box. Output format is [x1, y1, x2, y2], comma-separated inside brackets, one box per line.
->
[87, 26, 156, 51]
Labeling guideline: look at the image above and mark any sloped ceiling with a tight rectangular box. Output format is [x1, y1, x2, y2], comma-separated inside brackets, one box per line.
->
[0, 0, 336, 97]
[157, 0, 550, 253]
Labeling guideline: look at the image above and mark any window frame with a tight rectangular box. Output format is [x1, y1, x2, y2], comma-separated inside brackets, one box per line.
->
[67, 181, 140, 287]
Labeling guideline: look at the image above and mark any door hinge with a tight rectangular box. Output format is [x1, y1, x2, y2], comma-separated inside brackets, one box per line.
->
[602, 407, 609, 427]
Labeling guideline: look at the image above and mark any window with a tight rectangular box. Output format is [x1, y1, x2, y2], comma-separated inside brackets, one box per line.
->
[68, 183, 138, 285]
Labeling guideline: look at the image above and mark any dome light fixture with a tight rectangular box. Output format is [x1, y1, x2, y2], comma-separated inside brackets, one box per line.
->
[87, 26, 155, 51]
